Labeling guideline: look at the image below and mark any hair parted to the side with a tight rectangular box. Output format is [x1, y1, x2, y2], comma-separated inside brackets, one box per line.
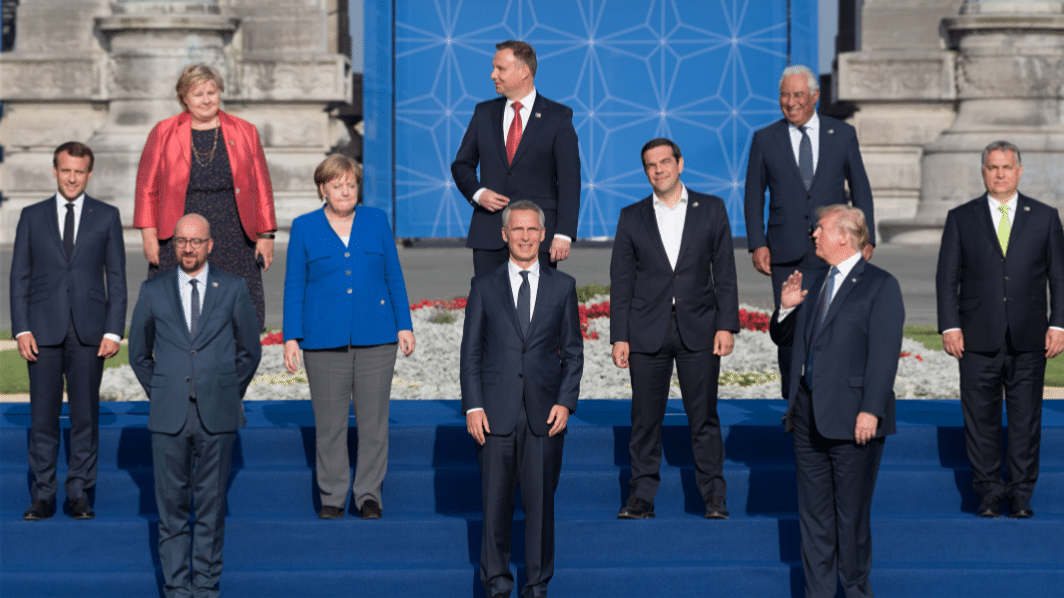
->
[640, 138, 682, 166]
[53, 141, 95, 172]
[175, 64, 225, 110]
[780, 64, 819, 94]
[816, 204, 869, 251]
[501, 199, 545, 229]
[981, 140, 1022, 166]
[495, 40, 537, 78]
[313, 154, 364, 204]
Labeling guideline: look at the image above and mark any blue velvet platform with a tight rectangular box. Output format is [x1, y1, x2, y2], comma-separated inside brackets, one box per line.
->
[2, 399, 1062, 597]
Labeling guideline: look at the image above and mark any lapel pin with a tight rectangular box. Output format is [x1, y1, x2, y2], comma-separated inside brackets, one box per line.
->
[1024, 206, 1030, 211]
[535, 112, 542, 118]
[828, 129, 834, 134]
[212, 282, 218, 288]
[851, 278, 857, 283]
[692, 202, 699, 208]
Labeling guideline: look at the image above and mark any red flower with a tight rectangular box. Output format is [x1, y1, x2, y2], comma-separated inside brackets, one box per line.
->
[260, 331, 284, 346]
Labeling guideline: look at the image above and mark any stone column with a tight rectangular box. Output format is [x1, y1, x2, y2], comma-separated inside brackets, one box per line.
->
[912, 0, 1064, 241]
[88, 1, 238, 237]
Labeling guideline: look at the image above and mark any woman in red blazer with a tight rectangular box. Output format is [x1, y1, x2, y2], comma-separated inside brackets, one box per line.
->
[134, 63, 277, 330]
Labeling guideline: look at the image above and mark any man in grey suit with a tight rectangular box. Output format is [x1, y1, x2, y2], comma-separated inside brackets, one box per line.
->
[129, 214, 261, 598]
[10, 141, 126, 521]
[461, 200, 583, 598]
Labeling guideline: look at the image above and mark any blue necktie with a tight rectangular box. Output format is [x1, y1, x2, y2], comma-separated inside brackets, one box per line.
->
[517, 271, 530, 338]
[805, 266, 838, 386]
[798, 125, 814, 190]
[189, 279, 200, 398]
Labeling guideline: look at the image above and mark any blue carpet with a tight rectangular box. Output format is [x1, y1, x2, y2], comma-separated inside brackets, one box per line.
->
[2, 399, 1062, 597]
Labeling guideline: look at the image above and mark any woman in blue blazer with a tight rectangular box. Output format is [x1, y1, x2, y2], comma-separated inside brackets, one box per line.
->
[283, 154, 415, 520]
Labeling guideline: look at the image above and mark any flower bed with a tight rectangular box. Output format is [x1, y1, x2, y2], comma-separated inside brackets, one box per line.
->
[99, 298, 960, 401]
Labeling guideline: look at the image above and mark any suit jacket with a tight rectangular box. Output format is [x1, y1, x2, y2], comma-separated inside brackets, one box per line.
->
[609, 190, 740, 353]
[744, 116, 875, 263]
[451, 93, 580, 252]
[129, 266, 262, 434]
[10, 195, 127, 345]
[770, 259, 904, 440]
[936, 193, 1064, 353]
[283, 206, 413, 349]
[460, 264, 583, 437]
[134, 110, 277, 240]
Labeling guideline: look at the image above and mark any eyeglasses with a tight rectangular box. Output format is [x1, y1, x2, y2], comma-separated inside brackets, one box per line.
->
[174, 237, 209, 248]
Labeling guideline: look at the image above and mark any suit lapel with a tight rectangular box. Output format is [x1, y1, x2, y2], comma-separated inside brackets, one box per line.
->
[69, 196, 98, 263]
[674, 193, 702, 267]
[811, 120, 836, 189]
[636, 197, 673, 272]
[490, 98, 508, 167]
[801, 269, 829, 348]
[45, 198, 67, 258]
[526, 266, 556, 339]
[771, 120, 805, 186]
[168, 270, 192, 343]
[1006, 194, 1032, 256]
[508, 94, 545, 168]
[973, 195, 1003, 257]
[194, 268, 222, 343]
[818, 258, 865, 335]
[493, 265, 523, 339]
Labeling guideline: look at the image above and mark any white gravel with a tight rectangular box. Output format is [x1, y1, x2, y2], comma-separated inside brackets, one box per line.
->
[99, 303, 960, 401]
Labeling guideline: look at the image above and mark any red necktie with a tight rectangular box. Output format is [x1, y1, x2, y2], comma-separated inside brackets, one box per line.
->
[506, 101, 523, 165]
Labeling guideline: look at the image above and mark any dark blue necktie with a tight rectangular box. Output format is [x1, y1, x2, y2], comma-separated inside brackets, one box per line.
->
[517, 271, 530, 338]
[805, 266, 838, 386]
[189, 279, 200, 398]
[798, 125, 814, 190]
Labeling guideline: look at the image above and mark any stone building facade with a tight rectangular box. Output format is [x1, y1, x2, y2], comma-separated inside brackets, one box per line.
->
[0, 0, 355, 243]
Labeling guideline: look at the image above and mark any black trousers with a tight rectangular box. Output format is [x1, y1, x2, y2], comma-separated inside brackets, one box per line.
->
[627, 311, 726, 504]
[958, 330, 1044, 501]
[792, 382, 884, 598]
[478, 403, 564, 598]
[27, 319, 103, 503]
[473, 248, 555, 276]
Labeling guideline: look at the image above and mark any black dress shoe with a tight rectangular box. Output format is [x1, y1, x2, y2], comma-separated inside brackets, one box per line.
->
[360, 499, 382, 520]
[69, 497, 94, 520]
[977, 494, 1001, 518]
[1008, 495, 1033, 519]
[318, 506, 344, 519]
[617, 496, 655, 519]
[23, 499, 55, 521]
[704, 496, 729, 520]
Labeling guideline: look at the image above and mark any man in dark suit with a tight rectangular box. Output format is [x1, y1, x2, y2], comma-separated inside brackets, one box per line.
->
[129, 214, 261, 598]
[451, 39, 581, 275]
[770, 205, 903, 598]
[936, 140, 1064, 519]
[609, 138, 740, 520]
[744, 64, 875, 396]
[10, 141, 126, 521]
[460, 200, 583, 598]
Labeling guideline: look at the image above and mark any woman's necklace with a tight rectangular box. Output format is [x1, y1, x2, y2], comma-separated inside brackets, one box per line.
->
[192, 127, 219, 167]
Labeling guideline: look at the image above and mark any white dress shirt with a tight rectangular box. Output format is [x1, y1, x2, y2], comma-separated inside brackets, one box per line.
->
[788, 112, 820, 174]
[653, 183, 689, 271]
[508, 259, 541, 322]
[178, 264, 210, 333]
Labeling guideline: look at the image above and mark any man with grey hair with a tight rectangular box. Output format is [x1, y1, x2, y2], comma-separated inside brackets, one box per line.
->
[461, 199, 583, 598]
[771, 203, 903, 598]
[936, 140, 1064, 519]
[744, 64, 875, 399]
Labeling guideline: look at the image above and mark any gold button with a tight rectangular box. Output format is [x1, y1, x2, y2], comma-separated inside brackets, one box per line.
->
[344, 252, 350, 258]
[347, 289, 353, 294]
[346, 270, 352, 275]
[235, 188, 240, 194]
[380, 299, 385, 305]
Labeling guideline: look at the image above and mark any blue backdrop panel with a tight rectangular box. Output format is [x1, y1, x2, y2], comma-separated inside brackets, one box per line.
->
[373, 0, 818, 239]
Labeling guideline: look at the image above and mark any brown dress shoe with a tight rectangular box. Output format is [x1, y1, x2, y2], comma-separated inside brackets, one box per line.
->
[360, 499, 382, 519]
[318, 506, 344, 519]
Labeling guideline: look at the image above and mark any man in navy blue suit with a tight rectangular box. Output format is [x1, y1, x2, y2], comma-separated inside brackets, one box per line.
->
[10, 141, 126, 521]
[609, 138, 740, 520]
[771, 205, 903, 598]
[460, 200, 583, 598]
[745, 65, 875, 396]
[129, 214, 261, 598]
[451, 40, 581, 275]
[936, 141, 1064, 519]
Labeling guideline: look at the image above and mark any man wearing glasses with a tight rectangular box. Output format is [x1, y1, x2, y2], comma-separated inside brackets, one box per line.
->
[129, 214, 261, 597]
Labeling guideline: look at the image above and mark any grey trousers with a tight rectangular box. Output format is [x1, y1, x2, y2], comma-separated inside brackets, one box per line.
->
[303, 342, 397, 510]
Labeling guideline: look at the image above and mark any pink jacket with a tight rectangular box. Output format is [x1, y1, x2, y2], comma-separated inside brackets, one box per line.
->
[134, 110, 277, 239]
